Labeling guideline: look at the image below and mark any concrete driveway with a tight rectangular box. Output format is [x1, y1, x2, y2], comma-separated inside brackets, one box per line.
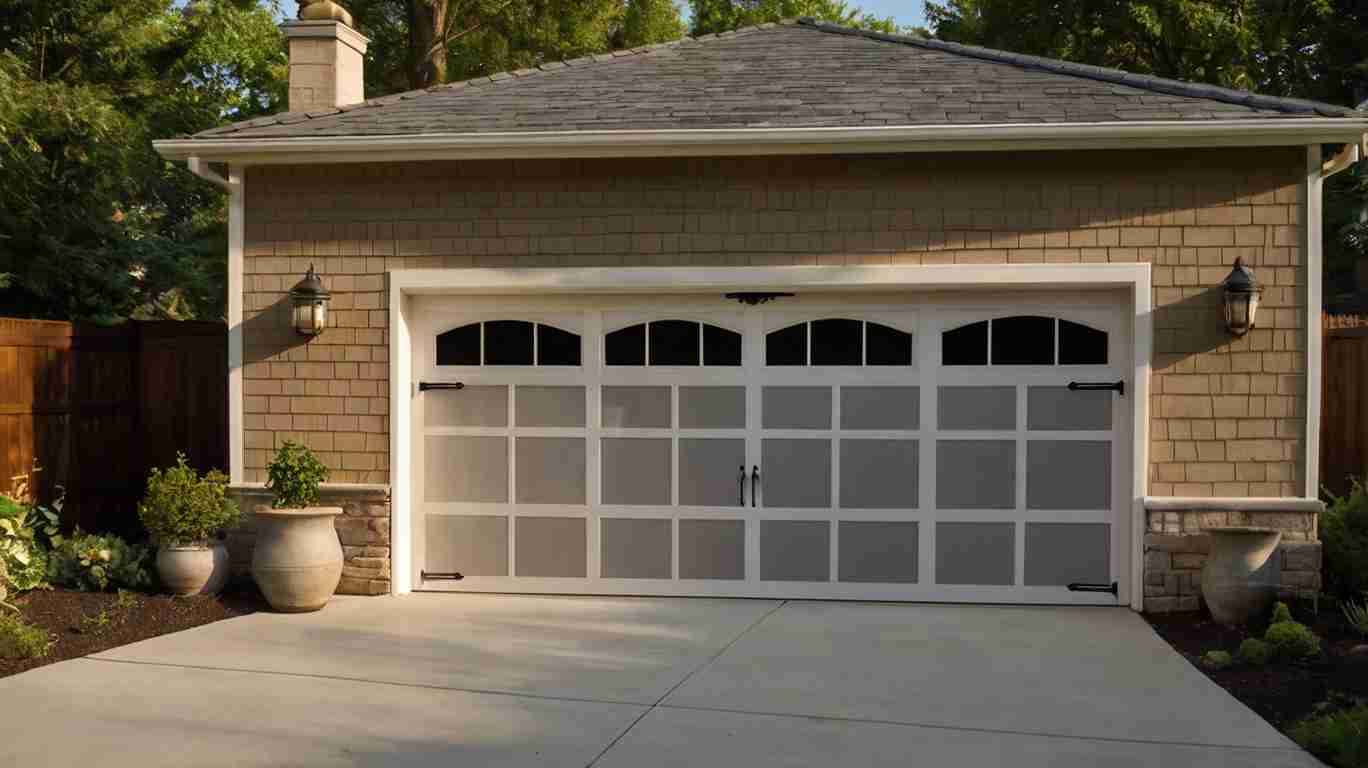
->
[0, 595, 1317, 767]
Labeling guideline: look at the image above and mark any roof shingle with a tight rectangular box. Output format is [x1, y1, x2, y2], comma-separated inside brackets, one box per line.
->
[191, 18, 1363, 140]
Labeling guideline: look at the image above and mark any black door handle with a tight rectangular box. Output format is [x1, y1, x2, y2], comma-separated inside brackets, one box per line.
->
[1067, 380, 1124, 397]
[419, 381, 465, 392]
[751, 465, 759, 508]
[739, 465, 746, 507]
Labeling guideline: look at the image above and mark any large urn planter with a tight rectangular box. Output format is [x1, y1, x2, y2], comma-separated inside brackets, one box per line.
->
[1201, 526, 1283, 626]
[251, 508, 344, 613]
[156, 541, 230, 596]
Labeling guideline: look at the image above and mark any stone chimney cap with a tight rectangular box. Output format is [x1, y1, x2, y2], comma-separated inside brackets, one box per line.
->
[280, 18, 371, 53]
[298, 0, 355, 27]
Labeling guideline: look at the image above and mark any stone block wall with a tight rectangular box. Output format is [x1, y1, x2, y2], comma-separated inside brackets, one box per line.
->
[1143, 502, 1322, 613]
[227, 484, 391, 596]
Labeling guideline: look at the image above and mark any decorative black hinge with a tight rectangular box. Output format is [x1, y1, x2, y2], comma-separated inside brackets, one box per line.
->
[1067, 380, 1125, 397]
[418, 382, 465, 392]
[1067, 581, 1118, 597]
[422, 571, 464, 581]
[725, 292, 794, 306]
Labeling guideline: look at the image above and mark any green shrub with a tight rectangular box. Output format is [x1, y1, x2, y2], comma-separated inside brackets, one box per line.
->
[1271, 601, 1294, 624]
[265, 441, 329, 509]
[0, 612, 51, 660]
[138, 454, 239, 546]
[1265, 620, 1322, 660]
[1344, 596, 1368, 638]
[47, 531, 154, 592]
[1291, 704, 1368, 768]
[1201, 650, 1233, 669]
[1322, 481, 1368, 601]
[1238, 637, 1275, 665]
[0, 504, 46, 592]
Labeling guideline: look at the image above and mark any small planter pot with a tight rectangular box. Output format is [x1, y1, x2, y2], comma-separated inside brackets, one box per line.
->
[156, 541, 230, 596]
[251, 507, 343, 613]
[1201, 526, 1283, 626]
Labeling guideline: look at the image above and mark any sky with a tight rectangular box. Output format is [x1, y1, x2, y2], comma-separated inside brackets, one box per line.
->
[283, 1, 929, 30]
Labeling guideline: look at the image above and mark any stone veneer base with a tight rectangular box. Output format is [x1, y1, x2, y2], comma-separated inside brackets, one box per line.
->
[1142, 497, 1322, 614]
[229, 484, 390, 596]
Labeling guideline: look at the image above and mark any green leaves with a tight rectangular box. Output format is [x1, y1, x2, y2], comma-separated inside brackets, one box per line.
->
[48, 530, 155, 592]
[265, 441, 330, 509]
[138, 453, 240, 546]
[688, 0, 902, 36]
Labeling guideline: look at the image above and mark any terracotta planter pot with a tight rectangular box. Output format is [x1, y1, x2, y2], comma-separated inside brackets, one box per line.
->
[156, 542, 229, 596]
[1201, 526, 1283, 626]
[251, 507, 343, 612]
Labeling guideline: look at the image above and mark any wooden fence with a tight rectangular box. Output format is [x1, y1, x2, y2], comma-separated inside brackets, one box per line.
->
[0, 318, 227, 536]
[1322, 313, 1368, 497]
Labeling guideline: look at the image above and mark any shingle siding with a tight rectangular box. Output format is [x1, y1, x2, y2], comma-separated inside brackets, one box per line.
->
[241, 147, 1308, 496]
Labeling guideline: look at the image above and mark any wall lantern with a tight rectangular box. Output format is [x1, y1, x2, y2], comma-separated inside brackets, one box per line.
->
[289, 264, 330, 337]
[1221, 257, 1261, 337]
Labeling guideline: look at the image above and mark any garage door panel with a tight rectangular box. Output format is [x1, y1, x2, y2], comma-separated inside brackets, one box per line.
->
[936, 440, 1015, 509]
[426, 515, 509, 576]
[839, 439, 918, 509]
[679, 438, 745, 507]
[937, 386, 1015, 430]
[762, 387, 831, 430]
[424, 385, 508, 428]
[1026, 441, 1110, 510]
[762, 439, 832, 509]
[516, 517, 587, 577]
[602, 386, 671, 428]
[424, 435, 509, 503]
[760, 520, 830, 582]
[935, 522, 1015, 586]
[601, 518, 672, 579]
[838, 521, 918, 583]
[1024, 523, 1110, 586]
[840, 386, 919, 430]
[1027, 387, 1111, 431]
[680, 386, 746, 429]
[679, 519, 745, 580]
[516, 437, 586, 505]
[602, 437, 672, 506]
[516, 386, 585, 427]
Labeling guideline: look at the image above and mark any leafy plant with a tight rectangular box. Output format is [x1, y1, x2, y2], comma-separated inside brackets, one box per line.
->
[1291, 703, 1368, 768]
[0, 612, 51, 660]
[1272, 601, 1294, 624]
[1344, 596, 1368, 638]
[47, 531, 154, 592]
[0, 499, 48, 592]
[265, 441, 329, 509]
[138, 454, 239, 546]
[1266, 621, 1322, 660]
[1200, 650, 1232, 669]
[1238, 637, 1274, 666]
[78, 590, 141, 636]
[1322, 481, 1368, 601]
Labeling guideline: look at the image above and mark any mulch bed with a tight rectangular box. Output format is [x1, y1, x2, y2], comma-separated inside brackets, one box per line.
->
[1147, 606, 1368, 729]
[1, 586, 267, 678]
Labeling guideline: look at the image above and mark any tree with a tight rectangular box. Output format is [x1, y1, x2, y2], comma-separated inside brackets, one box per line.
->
[345, 0, 687, 92]
[0, 0, 285, 322]
[688, 0, 902, 36]
[926, 0, 1368, 295]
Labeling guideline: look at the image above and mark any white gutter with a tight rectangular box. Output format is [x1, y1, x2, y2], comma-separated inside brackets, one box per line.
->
[154, 119, 1368, 164]
[1321, 135, 1366, 178]
[186, 157, 235, 189]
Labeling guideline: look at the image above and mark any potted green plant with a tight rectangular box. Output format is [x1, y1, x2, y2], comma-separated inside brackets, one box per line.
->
[251, 441, 342, 612]
[138, 455, 240, 596]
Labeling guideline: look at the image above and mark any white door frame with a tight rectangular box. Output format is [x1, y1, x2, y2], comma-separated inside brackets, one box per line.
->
[390, 264, 1153, 610]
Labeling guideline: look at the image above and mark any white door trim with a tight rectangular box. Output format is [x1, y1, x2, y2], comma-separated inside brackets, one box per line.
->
[389, 263, 1152, 610]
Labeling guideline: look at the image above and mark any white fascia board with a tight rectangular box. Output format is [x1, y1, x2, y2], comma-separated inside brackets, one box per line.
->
[153, 119, 1368, 164]
[389, 263, 1150, 295]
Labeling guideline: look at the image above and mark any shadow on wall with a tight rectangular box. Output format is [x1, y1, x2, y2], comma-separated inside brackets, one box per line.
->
[1152, 285, 1231, 359]
[242, 295, 308, 366]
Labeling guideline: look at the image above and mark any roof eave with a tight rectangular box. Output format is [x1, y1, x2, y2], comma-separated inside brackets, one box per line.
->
[155, 119, 1368, 165]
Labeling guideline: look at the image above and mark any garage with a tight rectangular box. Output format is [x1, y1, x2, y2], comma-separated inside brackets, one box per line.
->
[403, 271, 1138, 605]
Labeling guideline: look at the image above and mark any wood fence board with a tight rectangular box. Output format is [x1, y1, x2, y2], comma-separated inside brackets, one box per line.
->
[1322, 313, 1368, 497]
[0, 318, 227, 535]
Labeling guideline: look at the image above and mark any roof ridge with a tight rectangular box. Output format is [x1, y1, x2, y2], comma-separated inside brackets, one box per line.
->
[198, 21, 793, 137]
[793, 17, 1361, 118]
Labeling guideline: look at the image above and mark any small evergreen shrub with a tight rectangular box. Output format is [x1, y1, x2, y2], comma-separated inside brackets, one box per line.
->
[1291, 704, 1368, 768]
[1200, 650, 1233, 669]
[0, 612, 52, 660]
[1271, 601, 1294, 624]
[1321, 481, 1368, 601]
[265, 441, 329, 509]
[47, 531, 154, 592]
[138, 454, 239, 545]
[1238, 637, 1275, 666]
[1265, 621, 1322, 660]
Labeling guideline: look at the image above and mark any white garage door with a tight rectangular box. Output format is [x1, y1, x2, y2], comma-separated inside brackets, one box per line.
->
[410, 291, 1131, 605]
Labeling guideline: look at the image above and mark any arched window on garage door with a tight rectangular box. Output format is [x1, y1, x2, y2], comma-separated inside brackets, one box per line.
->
[765, 319, 913, 366]
[605, 320, 743, 366]
[941, 316, 1107, 366]
[435, 320, 581, 366]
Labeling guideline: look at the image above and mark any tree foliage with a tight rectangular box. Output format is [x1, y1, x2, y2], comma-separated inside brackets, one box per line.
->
[688, 0, 902, 36]
[0, 0, 286, 322]
[926, 0, 1368, 293]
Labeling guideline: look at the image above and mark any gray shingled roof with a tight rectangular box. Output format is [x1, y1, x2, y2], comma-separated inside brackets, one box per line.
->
[193, 17, 1363, 140]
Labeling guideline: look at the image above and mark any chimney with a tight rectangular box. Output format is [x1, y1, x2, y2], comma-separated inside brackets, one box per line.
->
[282, 1, 369, 113]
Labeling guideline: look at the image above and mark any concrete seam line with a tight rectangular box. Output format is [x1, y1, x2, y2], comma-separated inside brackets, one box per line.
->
[652, 702, 1308, 754]
[82, 657, 646, 709]
[583, 599, 791, 768]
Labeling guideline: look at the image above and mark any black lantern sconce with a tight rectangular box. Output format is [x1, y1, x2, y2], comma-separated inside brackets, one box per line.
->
[289, 264, 331, 337]
[1220, 258, 1261, 337]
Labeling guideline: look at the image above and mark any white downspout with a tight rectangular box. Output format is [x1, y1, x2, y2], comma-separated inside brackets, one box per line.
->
[186, 157, 245, 484]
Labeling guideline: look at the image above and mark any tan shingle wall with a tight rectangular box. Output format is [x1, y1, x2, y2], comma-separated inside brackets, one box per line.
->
[242, 148, 1308, 495]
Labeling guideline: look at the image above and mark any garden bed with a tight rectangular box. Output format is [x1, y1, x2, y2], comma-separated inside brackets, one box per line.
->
[1147, 607, 1368, 741]
[1, 586, 266, 678]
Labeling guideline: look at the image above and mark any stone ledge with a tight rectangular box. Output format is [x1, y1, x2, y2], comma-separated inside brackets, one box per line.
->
[1143, 496, 1324, 514]
[230, 482, 390, 499]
